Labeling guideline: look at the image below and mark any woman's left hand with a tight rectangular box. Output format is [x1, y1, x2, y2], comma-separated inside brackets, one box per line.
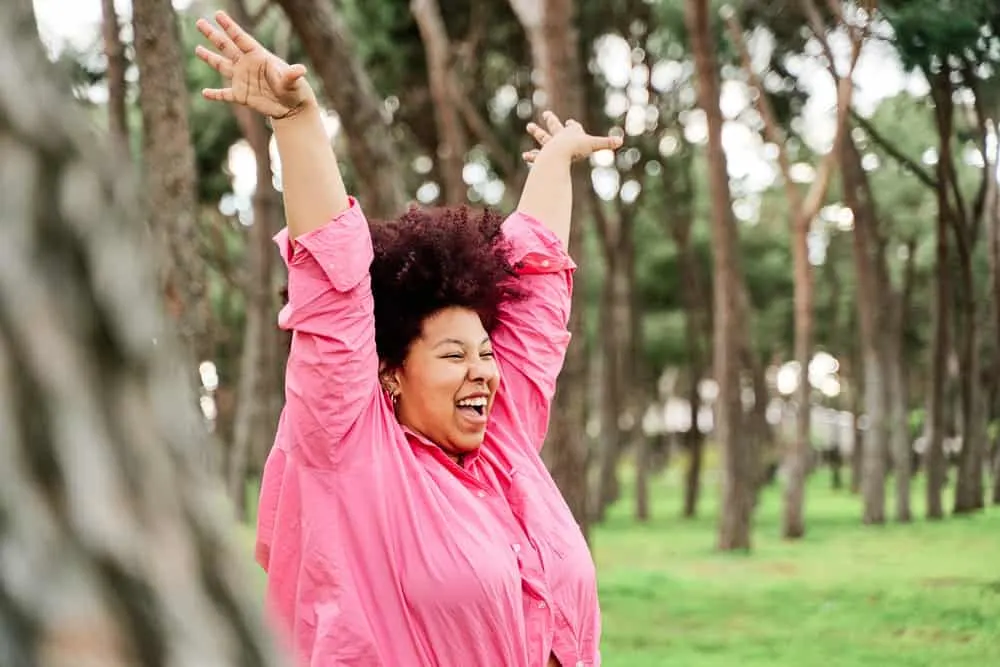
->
[522, 111, 623, 163]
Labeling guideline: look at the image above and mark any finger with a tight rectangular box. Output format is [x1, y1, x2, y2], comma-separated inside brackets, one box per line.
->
[526, 122, 550, 146]
[194, 45, 234, 78]
[542, 110, 564, 134]
[196, 17, 241, 61]
[590, 134, 624, 152]
[201, 87, 236, 103]
[282, 63, 308, 84]
[565, 118, 582, 129]
[522, 149, 540, 163]
[215, 10, 261, 54]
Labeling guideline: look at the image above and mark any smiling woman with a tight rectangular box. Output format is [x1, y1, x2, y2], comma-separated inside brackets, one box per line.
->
[193, 8, 622, 667]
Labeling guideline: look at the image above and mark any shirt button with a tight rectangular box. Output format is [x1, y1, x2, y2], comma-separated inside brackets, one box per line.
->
[541, 259, 550, 267]
[576, 662, 585, 667]
[512, 543, 521, 553]
[476, 490, 486, 498]
[538, 601, 546, 609]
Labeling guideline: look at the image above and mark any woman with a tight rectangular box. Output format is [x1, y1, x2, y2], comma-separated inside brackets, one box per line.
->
[195, 11, 622, 667]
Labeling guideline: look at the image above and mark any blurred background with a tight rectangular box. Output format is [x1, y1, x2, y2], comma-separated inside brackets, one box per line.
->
[24, 0, 1000, 664]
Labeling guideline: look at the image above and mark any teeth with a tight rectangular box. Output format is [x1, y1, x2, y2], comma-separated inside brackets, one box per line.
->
[457, 397, 488, 408]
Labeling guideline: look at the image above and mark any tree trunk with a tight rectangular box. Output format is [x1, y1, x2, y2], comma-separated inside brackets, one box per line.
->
[132, 0, 212, 367]
[507, 0, 592, 539]
[888, 241, 916, 522]
[100, 0, 129, 154]
[226, 102, 284, 520]
[746, 351, 772, 496]
[275, 0, 408, 219]
[841, 133, 888, 524]
[989, 121, 1000, 505]
[0, 4, 282, 661]
[726, 8, 859, 540]
[660, 144, 710, 519]
[683, 373, 705, 519]
[635, 432, 651, 521]
[842, 350, 865, 494]
[929, 71, 985, 514]
[686, 0, 753, 551]
[593, 203, 636, 521]
[782, 208, 813, 538]
[411, 0, 468, 205]
[926, 172, 951, 519]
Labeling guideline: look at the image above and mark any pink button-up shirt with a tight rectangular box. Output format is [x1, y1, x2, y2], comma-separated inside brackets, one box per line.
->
[255, 198, 601, 667]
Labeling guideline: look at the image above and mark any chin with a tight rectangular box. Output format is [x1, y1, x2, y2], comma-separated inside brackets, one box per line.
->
[449, 430, 487, 453]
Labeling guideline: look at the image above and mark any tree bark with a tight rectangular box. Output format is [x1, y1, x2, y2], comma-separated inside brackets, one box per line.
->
[726, 6, 860, 539]
[275, 0, 408, 220]
[0, 3, 283, 662]
[887, 240, 916, 523]
[507, 0, 592, 539]
[841, 133, 889, 524]
[988, 117, 1000, 506]
[226, 116, 285, 520]
[592, 198, 638, 522]
[660, 146, 709, 519]
[925, 159, 951, 519]
[929, 70, 985, 514]
[132, 0, 211, 367]
[411, 0, 468, 205]
[687, 0, 753, 550]
[100, 0, 129, 154]
[222, 0, 286, 522]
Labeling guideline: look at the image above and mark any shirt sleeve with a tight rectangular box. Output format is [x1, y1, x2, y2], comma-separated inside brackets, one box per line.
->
[491, 211, 576, 452]
[272, 197, 380, 467]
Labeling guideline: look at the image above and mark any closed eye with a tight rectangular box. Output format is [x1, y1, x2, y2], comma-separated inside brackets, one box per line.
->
[480, 351, 494, 359]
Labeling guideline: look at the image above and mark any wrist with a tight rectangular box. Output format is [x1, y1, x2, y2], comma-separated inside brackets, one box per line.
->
[535, 144, 574, 167]
[270, 95, 320, 127]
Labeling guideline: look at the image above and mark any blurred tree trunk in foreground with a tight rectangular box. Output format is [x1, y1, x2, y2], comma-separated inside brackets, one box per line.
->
[0, 4, 283, 665]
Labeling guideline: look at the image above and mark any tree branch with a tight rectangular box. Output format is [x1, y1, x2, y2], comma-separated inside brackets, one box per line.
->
[449, 81, 517, 181]
[961, 57, 990, 240]
[850, 109, 937, 189]
[724, 12, 799, 209]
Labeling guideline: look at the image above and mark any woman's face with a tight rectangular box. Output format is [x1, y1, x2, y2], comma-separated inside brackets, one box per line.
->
[389, 307, 500, 460]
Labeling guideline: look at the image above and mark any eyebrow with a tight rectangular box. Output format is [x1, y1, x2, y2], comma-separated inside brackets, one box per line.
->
[433, 337, 491, 349]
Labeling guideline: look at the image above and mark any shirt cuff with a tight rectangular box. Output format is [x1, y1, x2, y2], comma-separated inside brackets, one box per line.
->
[502, 211, 577, 275]
[272, 197, 373, 292]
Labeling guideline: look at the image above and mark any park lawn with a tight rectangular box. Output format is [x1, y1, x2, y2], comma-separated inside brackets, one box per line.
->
[596, 468, 1000, 667]
[237, 468, 1000, 666]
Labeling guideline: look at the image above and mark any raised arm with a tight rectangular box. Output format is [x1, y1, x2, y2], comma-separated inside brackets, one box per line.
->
[195, 11, 349, 238]
[195, 12, 379, 470]
[490, 113, 621, 451]
[515, 111, 622, 245]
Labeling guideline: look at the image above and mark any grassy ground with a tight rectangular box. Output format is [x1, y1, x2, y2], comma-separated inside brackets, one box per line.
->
[596, 468, 1000, 666]
[238, 466, 1000, 666]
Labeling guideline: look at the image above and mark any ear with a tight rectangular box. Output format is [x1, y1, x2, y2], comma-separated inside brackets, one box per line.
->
[378, 361, 400, 394]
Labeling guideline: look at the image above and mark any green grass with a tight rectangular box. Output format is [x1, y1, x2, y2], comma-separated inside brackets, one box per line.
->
[595, 468, 1000, 666]
[237, 467, 1000, 666]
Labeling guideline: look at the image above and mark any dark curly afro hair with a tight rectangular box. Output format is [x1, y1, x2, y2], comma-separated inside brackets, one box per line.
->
[368, 206, 524, 369]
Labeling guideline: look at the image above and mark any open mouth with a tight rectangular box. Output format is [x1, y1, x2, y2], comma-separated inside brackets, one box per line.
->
[456, 396, 488, 417]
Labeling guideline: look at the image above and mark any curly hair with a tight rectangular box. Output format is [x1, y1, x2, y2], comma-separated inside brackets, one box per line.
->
[368, 206, 523, 369]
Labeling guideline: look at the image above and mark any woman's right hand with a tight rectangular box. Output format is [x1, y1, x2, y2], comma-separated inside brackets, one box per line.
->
[195, 10, 316, 119]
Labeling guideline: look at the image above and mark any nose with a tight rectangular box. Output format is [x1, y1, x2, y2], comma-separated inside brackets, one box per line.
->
[468, 357, 496, 383]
